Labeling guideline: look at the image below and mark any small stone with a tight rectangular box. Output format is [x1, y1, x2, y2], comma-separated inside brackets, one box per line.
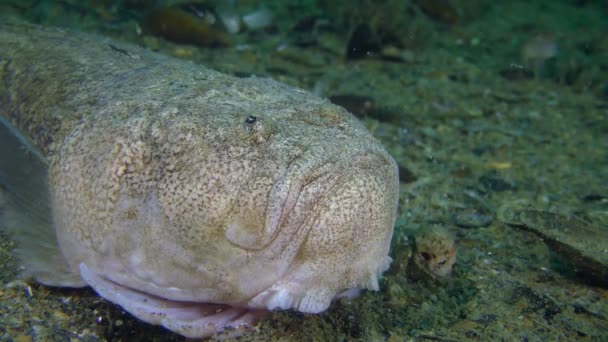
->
[486, 161, 512, 170]
[451, 320, 481, 330]
[53, 310, 69, 321]
[380, 46, 407, 62]
[173, 47, 194, 58]
[13, 335, 33, 342]
[464, 106, 483, 117]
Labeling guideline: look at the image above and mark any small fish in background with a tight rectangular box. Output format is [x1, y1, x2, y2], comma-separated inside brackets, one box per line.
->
[389, 226, 457, 284]
[0, 21, 399, 339]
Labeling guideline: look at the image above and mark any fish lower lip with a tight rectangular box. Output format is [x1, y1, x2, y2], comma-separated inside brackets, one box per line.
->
[79, 263, 268, 338]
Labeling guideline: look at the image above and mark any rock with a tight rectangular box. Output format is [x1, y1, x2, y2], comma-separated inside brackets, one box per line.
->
[142, 3, 229, 47]
[499, 206, 608, 287]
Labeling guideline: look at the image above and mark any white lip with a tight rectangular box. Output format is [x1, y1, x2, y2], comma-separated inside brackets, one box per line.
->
[79, 262, 267, 338]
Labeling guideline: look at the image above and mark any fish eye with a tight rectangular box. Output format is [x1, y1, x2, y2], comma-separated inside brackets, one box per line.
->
[243, 115, 262, 135]
[242, 114, 272, 143]
[245, 115, 257, 124]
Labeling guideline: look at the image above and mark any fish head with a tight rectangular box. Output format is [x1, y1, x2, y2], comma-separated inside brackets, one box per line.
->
[52, 82, 399, 337]
[144, 99, 400, 312]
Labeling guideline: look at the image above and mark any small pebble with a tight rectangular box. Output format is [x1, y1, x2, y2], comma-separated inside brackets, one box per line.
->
[53, 310, 69, 321]
[486, 162, 512, 170]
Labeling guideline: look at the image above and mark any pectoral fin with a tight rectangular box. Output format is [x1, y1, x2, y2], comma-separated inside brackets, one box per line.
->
[0, 116, 84, 287]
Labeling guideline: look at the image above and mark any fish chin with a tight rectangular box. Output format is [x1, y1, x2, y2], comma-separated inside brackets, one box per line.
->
[78, 263, 268, 339]
[248, 279, 340, 314]
[246, 255, 389, 314]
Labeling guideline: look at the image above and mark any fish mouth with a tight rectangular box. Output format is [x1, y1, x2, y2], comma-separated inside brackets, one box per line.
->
[79, 263, 268, 339]
[77, 144, 396, 338]
[80, 261, 364, 338]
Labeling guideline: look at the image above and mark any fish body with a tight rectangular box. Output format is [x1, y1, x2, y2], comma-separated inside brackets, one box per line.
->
[0, 22, 399, 338]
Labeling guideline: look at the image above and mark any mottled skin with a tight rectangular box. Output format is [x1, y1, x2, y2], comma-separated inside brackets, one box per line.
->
[0, 22, 399, 337]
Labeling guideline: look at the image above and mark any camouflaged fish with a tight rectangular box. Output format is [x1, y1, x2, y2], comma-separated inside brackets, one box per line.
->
[0, 22, 399, 338]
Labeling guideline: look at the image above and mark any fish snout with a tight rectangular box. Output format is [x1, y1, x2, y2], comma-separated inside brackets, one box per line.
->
[249, 151, 399, 313]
